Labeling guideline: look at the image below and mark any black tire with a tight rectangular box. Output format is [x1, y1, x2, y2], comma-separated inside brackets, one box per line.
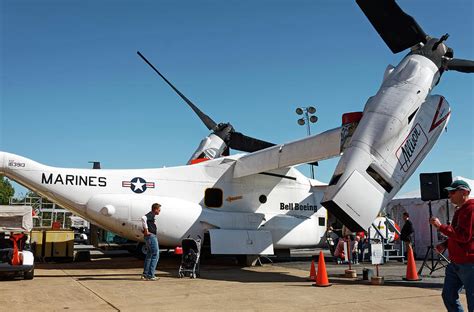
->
[24, 268, 34, 280]
[131, 243, 147, 259]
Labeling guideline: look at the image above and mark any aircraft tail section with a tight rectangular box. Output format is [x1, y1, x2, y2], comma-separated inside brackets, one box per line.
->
[0, 151, 97, 214]
[0, 152, 47, 186]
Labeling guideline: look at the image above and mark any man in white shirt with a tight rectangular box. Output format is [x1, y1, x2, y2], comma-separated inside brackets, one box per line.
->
[141, 203, 161, 281]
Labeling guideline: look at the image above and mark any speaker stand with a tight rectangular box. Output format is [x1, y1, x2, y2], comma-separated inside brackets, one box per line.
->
[418, 201, 450, 276]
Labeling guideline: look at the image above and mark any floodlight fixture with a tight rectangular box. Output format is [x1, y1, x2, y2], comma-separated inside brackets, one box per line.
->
[295, 105, 319, 179]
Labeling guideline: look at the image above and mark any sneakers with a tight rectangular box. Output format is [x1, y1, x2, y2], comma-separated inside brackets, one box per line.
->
[141, 275, 159, 281]
[147, 276, 159, 281]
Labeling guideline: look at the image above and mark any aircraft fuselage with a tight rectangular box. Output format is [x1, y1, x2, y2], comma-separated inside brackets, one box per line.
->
[1, 153, 328, 251]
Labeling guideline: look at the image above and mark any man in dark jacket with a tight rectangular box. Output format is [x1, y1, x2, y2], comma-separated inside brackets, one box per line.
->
[400, 212, 414, 251]
[430, 180, 473, 312]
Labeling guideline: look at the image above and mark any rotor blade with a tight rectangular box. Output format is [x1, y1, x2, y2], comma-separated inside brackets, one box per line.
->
[446, 58, 474, 73]
[229, 132, 275, 153]
[137, 51, 217, 130]
[356, 0, 428, 53]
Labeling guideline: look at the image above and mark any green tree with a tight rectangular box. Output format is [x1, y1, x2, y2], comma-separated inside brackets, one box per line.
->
[0, 176, 15, 204]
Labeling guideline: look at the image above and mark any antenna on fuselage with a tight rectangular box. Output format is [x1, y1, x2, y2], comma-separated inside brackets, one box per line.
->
[88, 161, 101, 169]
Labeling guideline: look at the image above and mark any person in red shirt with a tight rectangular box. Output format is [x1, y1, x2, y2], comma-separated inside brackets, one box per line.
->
[430, 180, 473, 312]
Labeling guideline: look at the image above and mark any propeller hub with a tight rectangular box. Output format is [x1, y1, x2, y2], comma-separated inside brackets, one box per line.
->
[410, 35, 473, 74]
[214, 123, 234, 143]
[411, 37, 450, 72]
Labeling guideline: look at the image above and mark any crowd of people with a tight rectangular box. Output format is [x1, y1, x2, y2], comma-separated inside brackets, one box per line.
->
[327, 225, 368, 264]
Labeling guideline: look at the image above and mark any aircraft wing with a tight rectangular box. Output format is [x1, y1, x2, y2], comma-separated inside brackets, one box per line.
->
[233, 127, 341, 178]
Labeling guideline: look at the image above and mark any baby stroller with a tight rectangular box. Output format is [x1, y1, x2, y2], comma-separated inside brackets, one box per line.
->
[178, 238, 201, 278]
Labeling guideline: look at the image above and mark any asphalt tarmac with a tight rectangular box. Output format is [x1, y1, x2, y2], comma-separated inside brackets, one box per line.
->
[0, 249, 467, 312]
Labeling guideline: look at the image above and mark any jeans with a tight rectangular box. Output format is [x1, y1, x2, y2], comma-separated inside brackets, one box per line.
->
[442, 262, 474, 312]
[143, 234, 159, 278]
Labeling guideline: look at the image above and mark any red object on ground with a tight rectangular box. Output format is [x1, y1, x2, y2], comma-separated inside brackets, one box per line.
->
[174, 246, 183, 255]
[9, 234, 24, 266]
[309, 259, 316, 281]
[314, 251, 332, 287]
[404, 245, 421, 281]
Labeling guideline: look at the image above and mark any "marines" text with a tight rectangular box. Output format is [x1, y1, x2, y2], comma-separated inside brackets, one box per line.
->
[41, 173, 107, 187]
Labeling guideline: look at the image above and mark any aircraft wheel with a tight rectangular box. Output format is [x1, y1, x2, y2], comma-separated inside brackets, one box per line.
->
[24, 268, 34, 280]
[131, 243, 147, 259]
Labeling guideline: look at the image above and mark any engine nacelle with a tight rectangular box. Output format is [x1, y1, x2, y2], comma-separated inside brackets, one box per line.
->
[187, 133, 226, 164]
[322, 95, 450, 231]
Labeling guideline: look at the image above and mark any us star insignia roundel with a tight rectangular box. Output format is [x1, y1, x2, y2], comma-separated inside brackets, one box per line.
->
[122, 177, 155, 193]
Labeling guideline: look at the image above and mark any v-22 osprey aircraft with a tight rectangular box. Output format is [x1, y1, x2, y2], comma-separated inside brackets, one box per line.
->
[1, 0, 473, 258]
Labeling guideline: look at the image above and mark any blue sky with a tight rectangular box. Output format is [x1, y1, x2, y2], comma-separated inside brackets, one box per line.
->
[1, 0, 473, 198]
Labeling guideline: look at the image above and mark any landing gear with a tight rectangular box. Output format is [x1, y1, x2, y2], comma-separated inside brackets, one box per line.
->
[128, 243, 147, 259]
[24, 267, 34, 280]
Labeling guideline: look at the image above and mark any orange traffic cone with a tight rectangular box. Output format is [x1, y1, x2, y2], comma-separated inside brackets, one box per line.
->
[403, 245, 421, 281]
[308, 259, 316, 281]
[313, 251, 332, 287]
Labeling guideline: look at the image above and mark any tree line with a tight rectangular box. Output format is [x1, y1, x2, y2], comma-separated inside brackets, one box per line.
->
[0, 176, 14, 205]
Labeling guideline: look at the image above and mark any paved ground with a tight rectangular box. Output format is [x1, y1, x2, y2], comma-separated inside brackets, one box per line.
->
[0, 249, 467, 312]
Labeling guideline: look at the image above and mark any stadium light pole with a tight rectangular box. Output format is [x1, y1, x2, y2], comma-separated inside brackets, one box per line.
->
[296, 106, 318, 179]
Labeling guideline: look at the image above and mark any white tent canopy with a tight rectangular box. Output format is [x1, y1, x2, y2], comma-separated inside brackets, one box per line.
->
[0, 206, 33, 233]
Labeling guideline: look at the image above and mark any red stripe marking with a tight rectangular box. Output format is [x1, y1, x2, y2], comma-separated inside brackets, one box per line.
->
[429, 97, 450, 132]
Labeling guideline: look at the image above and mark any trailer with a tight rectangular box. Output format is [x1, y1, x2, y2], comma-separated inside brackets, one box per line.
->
[0, 205, 35, 279]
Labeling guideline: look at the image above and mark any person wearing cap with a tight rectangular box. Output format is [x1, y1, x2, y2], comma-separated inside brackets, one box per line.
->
[141, 203, 161, 281]
[430, 180, 473, 312]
